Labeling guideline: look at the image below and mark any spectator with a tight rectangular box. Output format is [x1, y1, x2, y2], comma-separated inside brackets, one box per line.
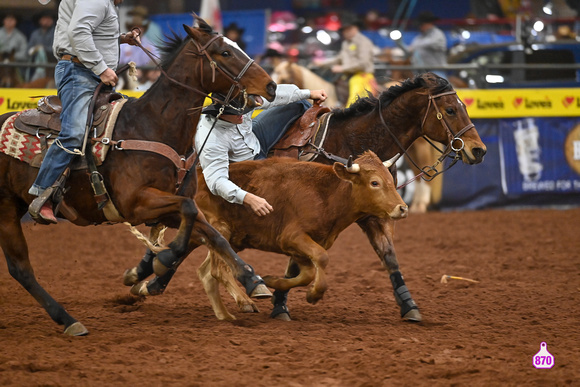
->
[0, 14, 28, 62]
[315, 13, 378, 106]
[224, 23, 246, 52]
[470, 0, 504, 20]
[397, 11, 447, 78]
[27, 11, 56, 82]
[119, 5, 160, 90]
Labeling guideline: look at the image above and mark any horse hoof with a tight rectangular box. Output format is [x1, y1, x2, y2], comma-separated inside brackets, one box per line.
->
[239, 304, 259, 313]
[122, 267, 139, 286]
[250, 284, 272, 299]
[402, 309, 422, 322]
[130, 281, 149, 296]
[273, 312, 291, 321]
[152, 257, 169, 276]
[64, 322, 89, 336]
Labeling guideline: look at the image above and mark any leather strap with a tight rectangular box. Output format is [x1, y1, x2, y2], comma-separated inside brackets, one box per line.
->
[60, 54, 82, 64]
[113, 140, 196, 189]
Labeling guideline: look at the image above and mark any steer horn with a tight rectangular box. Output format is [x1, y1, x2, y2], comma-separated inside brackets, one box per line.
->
[346, 155, 360, 173]
[383, 153, 401, 168]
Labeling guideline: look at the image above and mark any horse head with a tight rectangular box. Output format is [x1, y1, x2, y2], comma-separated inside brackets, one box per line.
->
[414, 72, 486, 165]
[271, 61, 304, 88]
[173, 15, 276, 103]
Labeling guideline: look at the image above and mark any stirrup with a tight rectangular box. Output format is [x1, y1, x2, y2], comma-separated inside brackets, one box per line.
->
[28, 188, 58, 224]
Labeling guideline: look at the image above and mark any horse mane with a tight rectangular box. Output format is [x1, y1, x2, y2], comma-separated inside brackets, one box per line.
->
[157, 15, 216, 70]
[331, 72, 453, 120]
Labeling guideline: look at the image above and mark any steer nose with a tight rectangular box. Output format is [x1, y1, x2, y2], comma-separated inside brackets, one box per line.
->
[392, 204, 408, 219]
[266, 81, 277, 99]
[471, 146, 487, 163]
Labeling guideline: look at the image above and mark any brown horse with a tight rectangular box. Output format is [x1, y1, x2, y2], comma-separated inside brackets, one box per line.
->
[129, 73, 486, 322]
[0, 17, 276, 335]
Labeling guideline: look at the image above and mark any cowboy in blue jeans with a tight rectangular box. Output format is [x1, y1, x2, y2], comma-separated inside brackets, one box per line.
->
[195, 85, 327, 216]
[28, 0, 140, 224]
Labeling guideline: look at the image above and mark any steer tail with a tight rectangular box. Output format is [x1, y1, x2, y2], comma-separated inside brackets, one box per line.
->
[125, 222, 168, 253]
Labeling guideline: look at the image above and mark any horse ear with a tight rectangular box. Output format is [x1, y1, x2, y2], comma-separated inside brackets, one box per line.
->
[183, 24, 198, 38]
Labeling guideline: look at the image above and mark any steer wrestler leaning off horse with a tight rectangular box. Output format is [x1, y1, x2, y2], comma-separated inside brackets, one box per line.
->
[0, 8, 278, 335]
[127, 72, 487, 322]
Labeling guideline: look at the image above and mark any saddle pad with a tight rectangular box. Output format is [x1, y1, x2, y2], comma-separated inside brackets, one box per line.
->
[0, 99, 127, 167]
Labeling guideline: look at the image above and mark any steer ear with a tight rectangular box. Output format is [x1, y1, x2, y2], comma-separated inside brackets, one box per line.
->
[333, 162, 355, 182]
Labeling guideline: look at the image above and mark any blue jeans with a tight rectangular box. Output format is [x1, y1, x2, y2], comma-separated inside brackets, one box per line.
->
[252, 100, 311, 160]
[29, 60, 100, 196]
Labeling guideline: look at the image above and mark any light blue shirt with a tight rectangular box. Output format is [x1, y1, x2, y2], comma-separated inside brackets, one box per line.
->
[195, 84, 310, 204]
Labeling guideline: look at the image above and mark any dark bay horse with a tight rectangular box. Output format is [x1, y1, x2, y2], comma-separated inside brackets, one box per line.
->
[127, 73, 486, 322]
[0, 18, 276, 335]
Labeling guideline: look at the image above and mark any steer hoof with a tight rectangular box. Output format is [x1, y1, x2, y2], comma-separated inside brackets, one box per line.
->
[64, 322, 89, 336]
[250, 284, 272, 299]
[130, 281, 150, 296]
[122, 267, 139, 286]
[402, 308, 422, 322]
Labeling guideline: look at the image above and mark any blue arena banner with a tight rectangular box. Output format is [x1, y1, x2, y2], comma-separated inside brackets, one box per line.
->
[500, 117, 580, 196]
[437, 118, 580, 210]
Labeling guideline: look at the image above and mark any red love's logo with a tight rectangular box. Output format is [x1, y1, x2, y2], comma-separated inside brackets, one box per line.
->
[0, 98, 4, 107]
[513, 97, 523, 108]
[563, 96, 575, 107]
[463, 97, 474, 107]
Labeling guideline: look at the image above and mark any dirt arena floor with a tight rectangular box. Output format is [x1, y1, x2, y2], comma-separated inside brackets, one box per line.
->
[0, 207, 579, 386]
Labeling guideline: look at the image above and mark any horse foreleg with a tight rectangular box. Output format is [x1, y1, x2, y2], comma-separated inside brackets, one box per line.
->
[0, 200, 88, 335]
[123, 224, 165, 286]
[356, 215, 422, 322]
[189, 216, 271, 299]
[135, 213, 271, 299]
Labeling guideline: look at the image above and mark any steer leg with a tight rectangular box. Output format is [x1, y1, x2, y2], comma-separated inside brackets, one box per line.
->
[264, 234, 329, 305]
[356, 215, 421, 321]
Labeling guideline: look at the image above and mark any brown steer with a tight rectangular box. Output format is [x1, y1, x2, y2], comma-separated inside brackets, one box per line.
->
[195, 150, 408, 320]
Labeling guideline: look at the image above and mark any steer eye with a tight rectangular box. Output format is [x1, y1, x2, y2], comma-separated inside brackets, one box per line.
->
[445, 107, 455, 115]
[371, 181, 380, 187]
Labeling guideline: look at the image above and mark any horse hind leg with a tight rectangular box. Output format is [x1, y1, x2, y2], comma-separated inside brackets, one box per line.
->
[0, 199, 88, 335]
[270, 257, 301, 321]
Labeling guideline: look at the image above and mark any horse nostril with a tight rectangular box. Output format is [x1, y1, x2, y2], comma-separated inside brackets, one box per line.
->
[472, 147, 487, 160]
[266, 81, 277, 97]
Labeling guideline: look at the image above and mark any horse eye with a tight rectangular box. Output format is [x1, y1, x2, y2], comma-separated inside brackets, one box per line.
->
[221, 51, 231, 57]
[446, 107, 455, 115]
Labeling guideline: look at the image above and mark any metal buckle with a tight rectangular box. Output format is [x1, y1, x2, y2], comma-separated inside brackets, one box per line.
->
[101, 137, 110, 145]
[114, 140, 124, 150]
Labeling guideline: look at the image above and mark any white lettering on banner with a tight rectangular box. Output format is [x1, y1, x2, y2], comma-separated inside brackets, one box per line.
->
[556, 180, 572, 190]
[574, 141, 580, 160]
[574, 180, 580, 189]
[522, 180, 555, 191]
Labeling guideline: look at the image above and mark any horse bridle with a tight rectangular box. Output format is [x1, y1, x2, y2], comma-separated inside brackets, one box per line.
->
[378, 89, 475, 184]
[132, 28, 254, 110]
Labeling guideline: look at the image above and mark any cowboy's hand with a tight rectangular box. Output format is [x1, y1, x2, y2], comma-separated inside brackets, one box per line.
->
[310, 89, 328, 102]
[100, 68, 118, 87]
[120, 29, 141, 46]
[331, 64, 343, 73]
[243, 193, 273, 216]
